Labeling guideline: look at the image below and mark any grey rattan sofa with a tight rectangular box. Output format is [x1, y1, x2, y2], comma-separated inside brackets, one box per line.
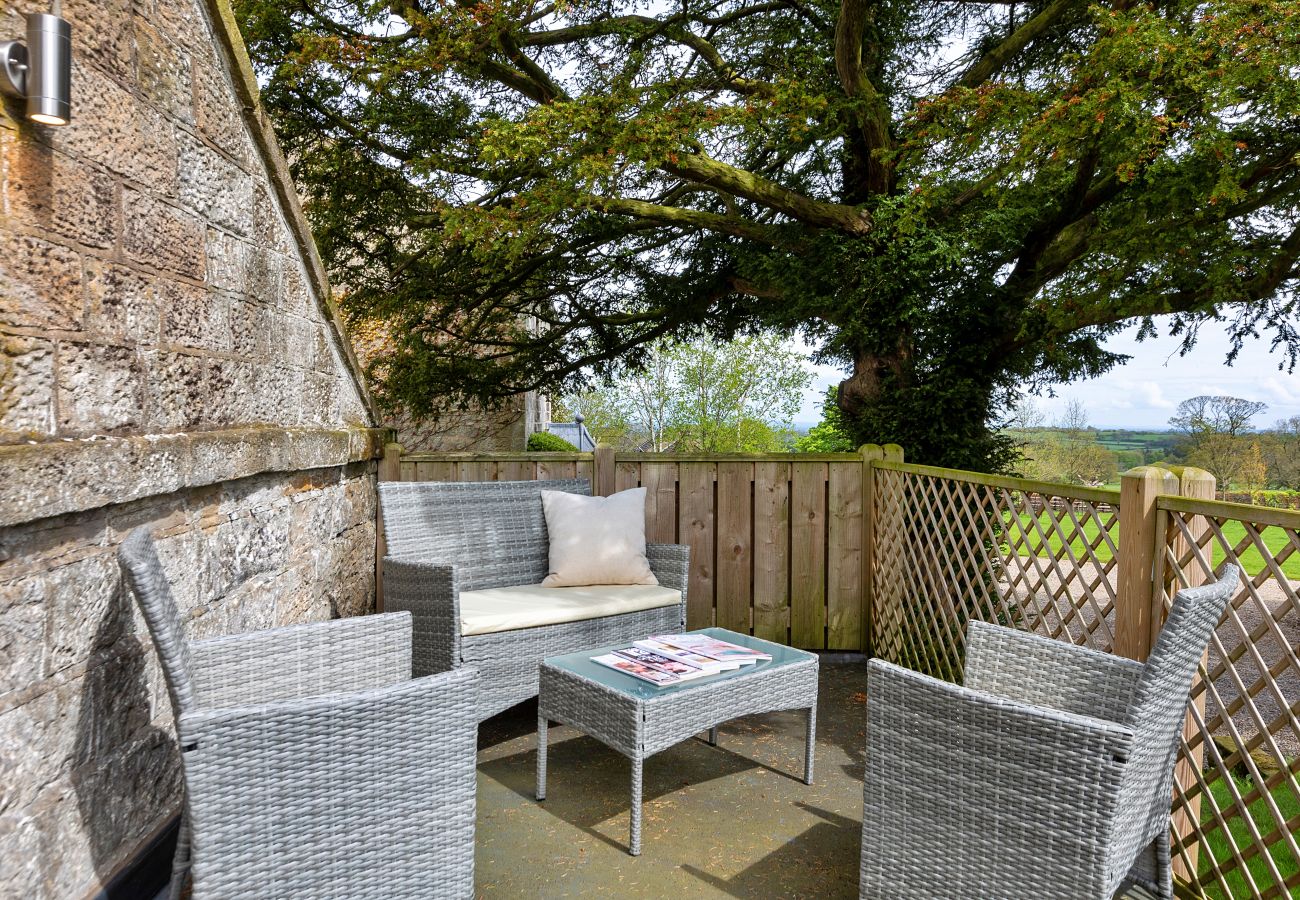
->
[860, 566, 1239, 900]
[379, 478, 689, 720]
[118, 528, 479, 900]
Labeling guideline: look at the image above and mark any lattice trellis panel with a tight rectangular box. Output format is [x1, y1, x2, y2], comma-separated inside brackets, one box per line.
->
[1159, 499, 1300, 900]
[873, 465, 1121, 682]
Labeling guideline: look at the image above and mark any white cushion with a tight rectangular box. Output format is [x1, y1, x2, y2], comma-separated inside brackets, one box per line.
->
[459, 583, 681, 637]
[540, 487, 657, 587]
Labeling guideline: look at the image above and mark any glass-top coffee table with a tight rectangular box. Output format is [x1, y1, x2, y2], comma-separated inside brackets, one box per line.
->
[536, 627, 819, 855]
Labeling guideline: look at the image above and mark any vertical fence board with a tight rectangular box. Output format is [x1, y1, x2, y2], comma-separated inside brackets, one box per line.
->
[753, 461, 791, 643]
[399, 460, 417, 481]
[536, 459, 577, 481]
[497, 460, 533, 481]
[575, 458, 594, 484]
[716, 462, 754, 634]
[642, 463, 678, 544]
[615, 461, 641, 493]
[678, 462, 715, 629]
[827, 462, 864, 649]
[791, 462, 827, 648]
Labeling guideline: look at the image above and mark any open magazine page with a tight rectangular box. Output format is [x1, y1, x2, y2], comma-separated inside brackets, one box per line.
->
[632, 639, 735, 671]
[613, 647, 711, 679]
[649, 633, 772, 663]
[591, 654, 680, 685]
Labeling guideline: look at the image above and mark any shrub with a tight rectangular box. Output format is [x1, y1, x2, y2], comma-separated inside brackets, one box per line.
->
[527, 431, 579, 452]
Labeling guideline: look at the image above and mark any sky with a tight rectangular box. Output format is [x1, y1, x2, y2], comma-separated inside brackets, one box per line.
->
[795, 319, 1300, 431]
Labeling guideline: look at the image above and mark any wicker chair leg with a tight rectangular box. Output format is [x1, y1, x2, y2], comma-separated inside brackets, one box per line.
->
[1154, 831, 1174, 900]
[804, 705, 817, 785]
[167, 812, 190, 900]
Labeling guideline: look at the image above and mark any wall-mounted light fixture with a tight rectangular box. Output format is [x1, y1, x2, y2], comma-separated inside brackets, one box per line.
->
[0, 2, 71, 127]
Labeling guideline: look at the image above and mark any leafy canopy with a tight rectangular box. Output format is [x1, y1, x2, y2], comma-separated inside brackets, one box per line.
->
[560, 333, 812, 450]
[236, 0, 1300, 469]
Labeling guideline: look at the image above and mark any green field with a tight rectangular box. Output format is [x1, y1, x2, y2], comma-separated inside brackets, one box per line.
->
[1200, 774, 1300, 899]
[1008, 512, 1300, 581]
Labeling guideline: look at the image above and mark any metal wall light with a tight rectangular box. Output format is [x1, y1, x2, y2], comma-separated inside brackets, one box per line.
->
[0, 2, 71, 127]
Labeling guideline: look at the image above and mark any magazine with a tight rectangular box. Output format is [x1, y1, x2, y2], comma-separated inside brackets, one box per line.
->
[633, 638, 741, 671]
[612, 647, 710, 679]
[591, 653, 681, 686]
[649, 633, 772, 663]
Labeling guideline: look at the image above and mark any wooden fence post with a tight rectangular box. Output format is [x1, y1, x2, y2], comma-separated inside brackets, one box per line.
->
[861, 443, 904, 656]
[860, 444, 884, 656]
[375, 442, 403, 613]
[593, 444, 616, 497]
[1115, 465, 1179, 661]
[1164, 466, 1216, 882]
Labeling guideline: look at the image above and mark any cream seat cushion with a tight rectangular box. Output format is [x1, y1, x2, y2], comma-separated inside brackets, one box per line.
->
[458, 583, 681, 637]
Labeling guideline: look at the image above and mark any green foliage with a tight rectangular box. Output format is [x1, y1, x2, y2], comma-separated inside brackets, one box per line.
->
[526, 431, 579, 452]
[796, 388, 856, 453]
[236, 0, 1300, 473]
[560, 333, 811, 451]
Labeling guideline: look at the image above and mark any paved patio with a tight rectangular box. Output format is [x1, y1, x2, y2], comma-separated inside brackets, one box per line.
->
[475, 660, 1159, 898]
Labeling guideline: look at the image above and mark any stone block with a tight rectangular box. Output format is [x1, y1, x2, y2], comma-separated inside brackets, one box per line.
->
[122, 189, 205, 280]
[141, 351, 206, 431]
[0, 234, 83, 331]
[49, 62, 177, 191]
[199, 504, 290, 601]
[178, 133, 253, 237]
[311, 324, 335, 374]
[0, 334, 55, 440]
[56, 342, 144, 434]
[43, 552, 124, 677]
[203, 228, 249, 294]
[0, 574, 46, 698]
[280, 261, 312, 316]
[0, 810, 44, 900]
[250, 181, 288, 252]
[228, 297, 268, 360]
[2, 136, 118, 250]
[284, 315, 314, 368]
[192, 52, 255, 169]
[63, 0, 136, 83]
[301, 372, 340, 425]
[0, 678, 94, 810]
[133, 18, 193, 125]
[83, 260, 158, 345]
[158, 280, 228, 352]
[246, 247, 285, 305]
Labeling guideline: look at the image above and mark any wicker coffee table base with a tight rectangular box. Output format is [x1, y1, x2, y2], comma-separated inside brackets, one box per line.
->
[536, 654, 819, 856]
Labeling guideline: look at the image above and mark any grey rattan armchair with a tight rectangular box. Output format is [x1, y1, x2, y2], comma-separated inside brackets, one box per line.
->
[860, 566, 1239, 900]
[378, 479, 689, 720]
[118, 528, 479, 900]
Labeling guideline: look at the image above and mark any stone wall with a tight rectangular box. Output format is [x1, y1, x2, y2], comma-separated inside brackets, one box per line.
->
[0, 0, 384, 897]
[387, 390, 550, 452]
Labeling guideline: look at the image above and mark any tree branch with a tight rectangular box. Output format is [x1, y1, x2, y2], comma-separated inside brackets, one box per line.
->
[661, 152, 872, 233]
[955, 0, 1076, 89]
[594, 196, 802, 249]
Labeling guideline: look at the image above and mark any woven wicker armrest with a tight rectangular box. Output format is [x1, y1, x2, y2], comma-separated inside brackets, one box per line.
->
[962, 621, 1144, 722]
[175, 668, 479, 895]
[868, 658, 1133, 809]
[864, 659, 1134, 897]
[188, 612, 414, 709]
[382, 557, 462, 676]
[646, 544, 689, 624]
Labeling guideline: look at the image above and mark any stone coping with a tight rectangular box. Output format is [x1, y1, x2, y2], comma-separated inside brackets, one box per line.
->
[0, 425, 389, 528]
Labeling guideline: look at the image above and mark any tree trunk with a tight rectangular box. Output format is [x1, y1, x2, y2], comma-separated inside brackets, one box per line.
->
[836, 344, 1013, 473]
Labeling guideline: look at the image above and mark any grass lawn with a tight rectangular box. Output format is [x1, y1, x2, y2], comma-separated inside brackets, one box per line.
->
[1199, 774, 1300, 899]
[1006, 512, 1300, 581]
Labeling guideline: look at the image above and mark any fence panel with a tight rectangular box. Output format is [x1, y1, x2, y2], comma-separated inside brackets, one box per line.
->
[1158, 496, 1300, 900]
[390, 449, 866, 649]
[871, 461, 1122, 681]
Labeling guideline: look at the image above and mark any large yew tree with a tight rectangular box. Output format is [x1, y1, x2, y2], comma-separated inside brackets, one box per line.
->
[237, 0, 1300, 469]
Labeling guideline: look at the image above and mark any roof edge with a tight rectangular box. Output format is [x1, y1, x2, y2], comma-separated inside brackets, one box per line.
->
[203, 0, 381, 425]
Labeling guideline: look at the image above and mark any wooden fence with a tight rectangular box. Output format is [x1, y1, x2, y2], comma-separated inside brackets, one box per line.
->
[376, 445, 1299, 897]
[379, 444, 902, 650]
